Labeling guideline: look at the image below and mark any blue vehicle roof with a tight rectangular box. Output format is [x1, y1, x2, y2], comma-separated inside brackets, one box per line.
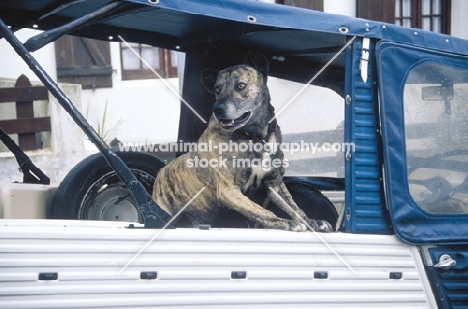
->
[1, 0, 467, 60]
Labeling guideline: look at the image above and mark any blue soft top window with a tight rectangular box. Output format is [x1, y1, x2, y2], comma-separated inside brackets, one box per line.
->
[405, 62, 468, 215]
[377, 41, 468, 244]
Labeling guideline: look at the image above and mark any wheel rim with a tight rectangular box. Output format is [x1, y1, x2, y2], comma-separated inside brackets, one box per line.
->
[86, 183, 140, 221]
[78, 169, 155, 223]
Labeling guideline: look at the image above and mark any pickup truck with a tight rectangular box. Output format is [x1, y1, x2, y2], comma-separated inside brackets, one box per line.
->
[0, 1, 467, 308]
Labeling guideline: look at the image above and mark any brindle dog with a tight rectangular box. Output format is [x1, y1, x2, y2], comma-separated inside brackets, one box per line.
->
[153, 52, 332, 232]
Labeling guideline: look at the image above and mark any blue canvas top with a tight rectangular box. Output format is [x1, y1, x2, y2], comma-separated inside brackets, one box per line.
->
[1, 0, 467, 59]
[130, 0, 467, 53]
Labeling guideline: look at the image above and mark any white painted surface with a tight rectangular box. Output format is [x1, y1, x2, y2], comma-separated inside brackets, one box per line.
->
[0, 29, 57, 82]
[259, 0, 356, 17]
[0, 183, 58, 219]
[0, 79, 85, 184]
[81, 41, 182, 146]
[0, 219, 437, 308]
[81, 77, 181, 145]
[324, 0, 356, 16]
[451, 0, 468, 40]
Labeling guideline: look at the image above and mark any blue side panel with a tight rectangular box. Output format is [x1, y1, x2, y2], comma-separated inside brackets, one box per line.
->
[377, 41, 468, 244]
[344, 38, 391, 234]
[426, 247, 468, 309]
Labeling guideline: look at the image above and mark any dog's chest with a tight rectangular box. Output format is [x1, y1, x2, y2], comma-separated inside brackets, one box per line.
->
[240, 152, 272, 194]
[233, 133, 280, 195]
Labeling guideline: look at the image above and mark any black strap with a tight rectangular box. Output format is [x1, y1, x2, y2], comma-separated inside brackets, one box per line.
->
[0, 127, 50, 184]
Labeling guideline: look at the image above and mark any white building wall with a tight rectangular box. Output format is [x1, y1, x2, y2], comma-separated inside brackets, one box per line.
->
[260, 0, 356, 16]
[0, 29, 57, 82]
[451, 0, 468, 40]
[0, 78, 85, 184]
[324, 0, 356, 16]
[0, 29, 86, 184]
[81, 42, 181, 148]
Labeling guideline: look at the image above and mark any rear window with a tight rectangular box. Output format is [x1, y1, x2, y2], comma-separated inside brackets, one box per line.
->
[404, 62, 468, 214]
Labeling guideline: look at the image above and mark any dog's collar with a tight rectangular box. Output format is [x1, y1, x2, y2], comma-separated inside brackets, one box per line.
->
[245, 118, 276, 140]
[243, 121, 277, 157]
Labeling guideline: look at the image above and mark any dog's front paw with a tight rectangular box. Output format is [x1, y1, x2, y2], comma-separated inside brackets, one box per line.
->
[307, 219, 333, 232]
[287, 221, 307, 232]
[317, 220, 333, 232]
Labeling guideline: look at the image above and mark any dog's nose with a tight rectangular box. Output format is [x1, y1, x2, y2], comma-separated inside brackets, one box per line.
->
[213, 103, 225, 115]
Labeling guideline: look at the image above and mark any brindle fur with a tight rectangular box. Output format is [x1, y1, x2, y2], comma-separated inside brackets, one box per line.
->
[153, 52, 332, 232]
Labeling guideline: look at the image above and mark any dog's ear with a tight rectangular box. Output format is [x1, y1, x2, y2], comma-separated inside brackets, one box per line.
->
[244, 52, 268, 83]
[201, 69, 219, 95]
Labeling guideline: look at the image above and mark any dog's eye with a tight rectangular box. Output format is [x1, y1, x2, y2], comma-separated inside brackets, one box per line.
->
[237, 83, 246, 90]
[214, 86, 221, 94]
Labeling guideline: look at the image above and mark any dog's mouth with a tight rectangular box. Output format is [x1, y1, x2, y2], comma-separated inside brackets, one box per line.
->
[218, 112, 252, 130]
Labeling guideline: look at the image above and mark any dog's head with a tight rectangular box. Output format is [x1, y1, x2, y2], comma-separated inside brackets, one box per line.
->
[202, 52, 273, 133]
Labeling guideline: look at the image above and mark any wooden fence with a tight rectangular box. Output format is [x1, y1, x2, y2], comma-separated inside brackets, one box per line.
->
[0, 74, 50, 151]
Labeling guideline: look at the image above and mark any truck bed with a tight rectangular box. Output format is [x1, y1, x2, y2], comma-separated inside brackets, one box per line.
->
[0, 219, 436, 308]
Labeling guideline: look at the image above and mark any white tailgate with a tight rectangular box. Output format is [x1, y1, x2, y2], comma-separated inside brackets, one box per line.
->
[0, 219, 436, 308]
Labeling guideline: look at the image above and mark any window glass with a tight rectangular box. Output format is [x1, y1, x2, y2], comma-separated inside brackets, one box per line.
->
[141, 46, 160, 70]
[268, 78, 345, 177]
[402, 0, 412, 15]
[170, 50, 178, 67]
[422, 0, 431, 14]
[395, 0, 413, 28]
[121, 47, 140, 70]
[395, 0, 401, 16]
[433, 0, 441, 14]
[432, 16, 441, 32]
[404, 62, 468, 214]
[120, 43, 178, 80]
[422, 17, 431, 31]
[395, 0, 448, 34]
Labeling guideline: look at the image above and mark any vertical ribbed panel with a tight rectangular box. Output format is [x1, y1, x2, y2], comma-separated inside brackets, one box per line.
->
[0, 220, 436, 308]
[427, 247, 468, 309]
[344, 38, 391, 234]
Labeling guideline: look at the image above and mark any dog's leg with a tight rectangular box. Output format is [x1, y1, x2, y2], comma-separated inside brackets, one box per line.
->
[267, 183, 333, 232]
[220, 186, 307, 232]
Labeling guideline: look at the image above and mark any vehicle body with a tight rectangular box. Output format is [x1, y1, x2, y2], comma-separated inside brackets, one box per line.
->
[0, 1, 467, 308]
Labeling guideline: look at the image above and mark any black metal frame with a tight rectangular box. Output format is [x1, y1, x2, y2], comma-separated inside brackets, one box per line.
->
[0, 10, 173, 228]
[0, 127, 50, 185]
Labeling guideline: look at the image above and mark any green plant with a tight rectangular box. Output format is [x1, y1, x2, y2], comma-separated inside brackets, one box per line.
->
[87, 100, 124, 143]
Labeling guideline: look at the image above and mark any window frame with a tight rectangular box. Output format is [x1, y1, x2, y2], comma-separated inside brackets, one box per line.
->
[394, 0, 451, 34]
[55, 36, 113, 89]
[120, 43, 178, 81]
[357, 0, 451, 34]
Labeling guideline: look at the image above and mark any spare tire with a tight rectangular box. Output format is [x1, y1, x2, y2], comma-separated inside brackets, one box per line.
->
[51, 152, 165, 223]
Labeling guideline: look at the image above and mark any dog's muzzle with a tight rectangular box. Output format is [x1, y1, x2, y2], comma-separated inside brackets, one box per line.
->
[214, 111, 252, 131]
